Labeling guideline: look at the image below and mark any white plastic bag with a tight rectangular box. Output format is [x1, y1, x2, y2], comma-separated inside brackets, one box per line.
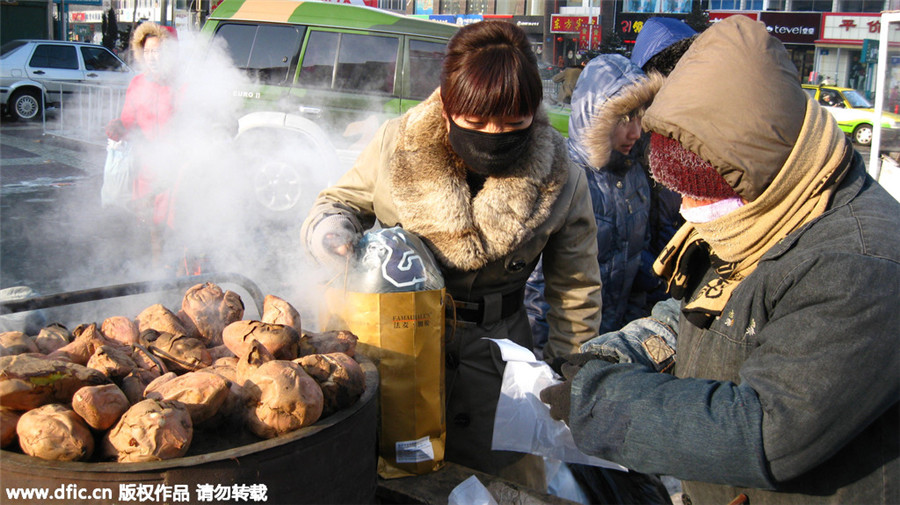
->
[448, 476, 498, 505]
[489, 338, 627, 471]
[100, 139, 134, 209]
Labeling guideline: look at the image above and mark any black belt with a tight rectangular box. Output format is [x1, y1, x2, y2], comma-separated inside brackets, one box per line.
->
[447, 288, 525, 327]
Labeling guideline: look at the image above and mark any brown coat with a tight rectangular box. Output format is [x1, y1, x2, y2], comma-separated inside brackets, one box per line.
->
[552, 66, 582, 103]
[302, 89, 602, 484]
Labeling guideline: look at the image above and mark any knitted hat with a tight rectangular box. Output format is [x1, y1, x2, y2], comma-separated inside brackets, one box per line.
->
[649, 133, 739, 200]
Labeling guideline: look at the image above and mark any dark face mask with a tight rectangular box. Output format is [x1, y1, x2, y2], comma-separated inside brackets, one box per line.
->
[447, 119, 533, 176]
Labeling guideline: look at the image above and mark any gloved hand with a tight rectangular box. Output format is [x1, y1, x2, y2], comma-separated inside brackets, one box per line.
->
[540, 352, 618, 424]
[307, 214, 359, 266]
[105, 119, 126, 141]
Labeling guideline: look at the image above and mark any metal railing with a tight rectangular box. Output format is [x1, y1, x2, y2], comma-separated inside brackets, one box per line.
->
[42, 82, 128, 147]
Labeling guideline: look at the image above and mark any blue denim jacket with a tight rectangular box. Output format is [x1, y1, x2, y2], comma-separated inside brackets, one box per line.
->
[567, 158, 900, 505]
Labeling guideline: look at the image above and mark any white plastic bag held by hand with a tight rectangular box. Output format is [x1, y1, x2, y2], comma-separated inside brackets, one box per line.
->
[489, 338, 626, 471]
[100, 139, 134, 209]
[448, 476, 499, 505]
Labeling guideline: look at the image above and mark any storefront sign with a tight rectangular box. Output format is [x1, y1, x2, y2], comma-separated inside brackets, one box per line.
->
[759, 12, 820, 44]
[512, 15, 543, 34]
[579, 21, 601, 49]
[708, 11, 758, 23]
[819, 13, 882, 44]
[551, 15, 596, 34]
[616, 13, 687, 44]
[429, 14, 483, 26]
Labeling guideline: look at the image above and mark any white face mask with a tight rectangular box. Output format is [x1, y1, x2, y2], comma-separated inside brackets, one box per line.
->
[680, 197, 746, 223]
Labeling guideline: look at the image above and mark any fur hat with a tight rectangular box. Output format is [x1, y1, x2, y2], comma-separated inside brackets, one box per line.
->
[130, 22, 174, 63]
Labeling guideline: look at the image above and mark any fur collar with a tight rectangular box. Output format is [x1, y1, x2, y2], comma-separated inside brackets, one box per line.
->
[389, 90, 569, 271]
[585, 72, 665, 168]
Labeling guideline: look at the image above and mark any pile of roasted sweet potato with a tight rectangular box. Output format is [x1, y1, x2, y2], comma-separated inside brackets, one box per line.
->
[0, 283, 365, 463]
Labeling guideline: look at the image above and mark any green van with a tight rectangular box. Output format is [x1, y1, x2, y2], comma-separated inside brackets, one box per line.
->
[200, 0, 459, 214]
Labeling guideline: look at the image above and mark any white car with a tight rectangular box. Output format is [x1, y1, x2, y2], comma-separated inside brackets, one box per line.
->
[0, 39, 135, 121]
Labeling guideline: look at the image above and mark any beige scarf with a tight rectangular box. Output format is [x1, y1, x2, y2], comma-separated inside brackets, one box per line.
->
[653, 95, 851, 317]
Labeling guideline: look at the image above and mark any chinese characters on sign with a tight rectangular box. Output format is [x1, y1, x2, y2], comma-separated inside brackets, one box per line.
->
[551, 15, 595, 33]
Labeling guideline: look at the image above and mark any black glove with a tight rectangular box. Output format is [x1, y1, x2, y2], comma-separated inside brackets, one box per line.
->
[540, 352, 619, 424]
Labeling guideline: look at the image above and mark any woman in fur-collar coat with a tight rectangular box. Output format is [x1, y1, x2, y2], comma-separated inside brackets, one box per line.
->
[301, 21, 602, 488]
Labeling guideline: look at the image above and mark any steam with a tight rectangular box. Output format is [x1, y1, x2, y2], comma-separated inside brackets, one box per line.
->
[12, 30, 357, 330]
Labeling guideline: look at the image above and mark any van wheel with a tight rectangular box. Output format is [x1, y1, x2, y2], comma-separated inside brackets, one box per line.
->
[234, 128, 338, 221]
[253, 155, 306, 213]
[10, 89, 41, 121]
[853, 124, 873, 146]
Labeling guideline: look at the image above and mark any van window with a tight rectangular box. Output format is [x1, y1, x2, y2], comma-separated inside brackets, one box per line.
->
[298, 30, 339, 89]
[299, 31, 399, 95]
[215, 23, 305, 85]
[408, 39, 446, 100]
[30, 44, 79, 70]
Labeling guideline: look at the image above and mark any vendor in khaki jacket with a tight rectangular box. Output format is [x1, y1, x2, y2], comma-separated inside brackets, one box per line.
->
[541, 15, 899, 504]
[301, 21, 602, 488]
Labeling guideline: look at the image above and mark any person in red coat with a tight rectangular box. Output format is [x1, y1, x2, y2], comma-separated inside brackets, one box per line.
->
[106, 22, 180, 270]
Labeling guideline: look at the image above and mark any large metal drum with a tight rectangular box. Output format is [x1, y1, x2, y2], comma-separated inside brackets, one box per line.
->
[0, 356, 378, 505]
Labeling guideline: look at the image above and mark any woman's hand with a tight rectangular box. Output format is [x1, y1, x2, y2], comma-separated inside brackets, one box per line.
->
[308, 214, 359, 265]
[105, 119, 126, 141]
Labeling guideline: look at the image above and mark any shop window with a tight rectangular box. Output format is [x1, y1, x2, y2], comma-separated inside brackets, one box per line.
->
[841, 0, 885, 12]
[789, 0, 833, 11]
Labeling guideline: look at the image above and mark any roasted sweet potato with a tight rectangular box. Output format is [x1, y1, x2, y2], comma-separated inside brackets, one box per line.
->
[0, 354, 110, 410]
[101, 316, 140, 346]
[71, 384, 130, 430]
[242, 360, 324, 439]
[87, 345, 137, 379]
[181, 283, 244, 347]
[261, 294, 302, 335]
[1, 407, 21, 448]
[294, 352, 366, 417]
[140, 330, 211, 373]
[101, 399, 192, 463]
[120, 369, 161, 405]
[144, 371, 229, 425]
[0, 331, 39, 356]
[300, 330, 358, 358]
[223, 320, 299, 360]
[17, 403, 94, 461]
[235, 339, 275, 385]
[34, 324, 70, 354]
[135, 304, 189, 338]
[47, 323, 117, 365]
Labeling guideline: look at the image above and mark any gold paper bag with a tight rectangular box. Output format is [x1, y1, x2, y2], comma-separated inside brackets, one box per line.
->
[324, 287, 446, 478]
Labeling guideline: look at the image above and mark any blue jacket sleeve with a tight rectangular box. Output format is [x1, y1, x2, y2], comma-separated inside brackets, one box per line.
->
[524, 258, 550, 357]
[568, 359, 775, 489]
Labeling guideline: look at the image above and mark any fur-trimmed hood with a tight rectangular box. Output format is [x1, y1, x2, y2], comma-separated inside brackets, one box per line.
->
[388, 90, 570, 271]
[130, 21, 173, 64]
[566, 54, 664, 169]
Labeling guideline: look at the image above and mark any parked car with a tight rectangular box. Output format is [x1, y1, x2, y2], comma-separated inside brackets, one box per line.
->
[0, 39, 135, 121]
[802, 84, 900, 146]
